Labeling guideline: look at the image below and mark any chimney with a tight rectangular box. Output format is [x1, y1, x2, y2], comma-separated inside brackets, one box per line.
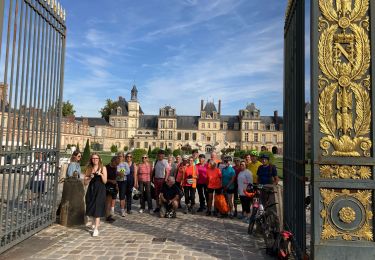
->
[201, 100, 204, 111]
[218, 100, 221, 115]
[274, 110, 278, 118]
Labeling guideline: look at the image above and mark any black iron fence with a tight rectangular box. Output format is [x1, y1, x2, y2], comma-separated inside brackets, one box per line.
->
[0, 0, 66, 253]
[283, 0, 306, 258]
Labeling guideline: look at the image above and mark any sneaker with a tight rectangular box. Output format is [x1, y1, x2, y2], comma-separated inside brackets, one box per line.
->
[154, 208, 160, 213]
[184, 207, 188, 214]
[172, 211, 177, 218]
[191, 207, 196, 215]
[206, 211, 211, 216]
[197, 207, 204, 212]
[121, 209, 126, 217]
[92, 229, 99, 237]
[127, 210, 132, 214]
[139, 209, 144, 213]
[111, 207, 115, 215]
[106, 216, 116, 223]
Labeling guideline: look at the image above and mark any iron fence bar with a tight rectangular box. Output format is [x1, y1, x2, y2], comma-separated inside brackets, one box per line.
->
[25, 0, 65, 36]
[53, 27, 65, 219]
[35, 8, 47, 223]
[0, 0, 4, 59]
[18, 3, 32, 231]
[10, 0, 25, 241]
[4, 0, 19, 244]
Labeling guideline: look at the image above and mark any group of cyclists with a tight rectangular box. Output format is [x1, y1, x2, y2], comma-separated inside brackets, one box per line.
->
[66, 148, 279, 237]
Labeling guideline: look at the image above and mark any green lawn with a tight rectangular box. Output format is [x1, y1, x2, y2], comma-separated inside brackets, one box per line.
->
[273, 156, 311, 180]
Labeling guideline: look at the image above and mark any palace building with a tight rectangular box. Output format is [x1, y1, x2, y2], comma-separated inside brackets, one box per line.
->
[1, 83, 284, 154]
[60, 86, 284, 154]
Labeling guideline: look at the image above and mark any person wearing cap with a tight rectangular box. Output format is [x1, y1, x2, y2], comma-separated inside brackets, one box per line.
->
[257, 154, 278, 185]
[246, 150, 262, 184]
[196, 154, 208, 212]
[153, 150, 171, 213]
[181, 156, 198, 214]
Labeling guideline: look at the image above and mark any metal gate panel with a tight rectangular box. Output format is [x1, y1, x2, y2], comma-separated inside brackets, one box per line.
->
[0, 0, 66, 253]
[311, 0, 375, 258]
[283, 0, 306, 258]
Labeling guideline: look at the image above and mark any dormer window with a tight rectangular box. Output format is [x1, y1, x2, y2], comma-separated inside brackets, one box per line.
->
[117, 107, 122, 115]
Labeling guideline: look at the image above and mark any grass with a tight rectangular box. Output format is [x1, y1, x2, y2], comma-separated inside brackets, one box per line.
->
[273, 156, 311, 180]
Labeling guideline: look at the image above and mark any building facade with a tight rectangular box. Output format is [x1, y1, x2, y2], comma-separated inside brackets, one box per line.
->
[1, 83, 284, 154]
[77, 86, 284, 154]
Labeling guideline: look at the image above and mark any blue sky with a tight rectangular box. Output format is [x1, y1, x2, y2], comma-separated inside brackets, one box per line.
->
[60, 0, 301, 117]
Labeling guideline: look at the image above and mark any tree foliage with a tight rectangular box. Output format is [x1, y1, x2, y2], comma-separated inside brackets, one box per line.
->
[110, 144, 118, 153]
[132, 149, 147, 164]
[80, 139, 91, 166]
[173, 149, 182, 157]
[62, 100, 75, 117]
[99, 99, 118, 122]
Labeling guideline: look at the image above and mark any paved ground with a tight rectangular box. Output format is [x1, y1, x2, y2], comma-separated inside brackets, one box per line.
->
[0, 203, 273, 260]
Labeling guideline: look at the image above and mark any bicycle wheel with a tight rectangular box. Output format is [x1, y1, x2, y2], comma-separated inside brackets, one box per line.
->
[263, 212, 280, 255]
[248, 210, 257, 235]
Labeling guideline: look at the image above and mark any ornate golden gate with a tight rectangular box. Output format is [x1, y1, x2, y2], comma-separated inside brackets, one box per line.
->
[311, 0, 374, 258]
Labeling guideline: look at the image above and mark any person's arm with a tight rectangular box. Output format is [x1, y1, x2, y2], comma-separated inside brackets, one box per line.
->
[66, 163, 74, 177]
[99, 167, 107, 184]
[165, 161, 171, 181]
[272, 165, 279, 185]
[226, 170, 236, 190]
[134, 164, 138, 188]
[83, 168, 91, 186]
[160, 193, 167, 203]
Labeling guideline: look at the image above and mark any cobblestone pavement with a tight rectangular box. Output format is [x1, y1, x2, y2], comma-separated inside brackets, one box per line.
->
[1, 203, 273, 260]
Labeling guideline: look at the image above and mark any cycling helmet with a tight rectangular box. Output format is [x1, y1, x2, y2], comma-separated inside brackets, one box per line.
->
[250, 150, 259, 157]
[244, 184, 256, 198]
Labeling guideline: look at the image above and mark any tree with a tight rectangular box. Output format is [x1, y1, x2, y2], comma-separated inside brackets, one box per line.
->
[165, 148, 172, 156]
[173, 149, 182, 157]
[99, 99, 118, 122]
[148, 146, 152, 156]
[150, 148, 160, 159]
[76, 143, 80, 151]
[110, 144, 118, 154]
[123, 146, 129, 152]
[132, 149, 147, 164]
[80, 139, 91, 166]
[62, 100, 75, 117]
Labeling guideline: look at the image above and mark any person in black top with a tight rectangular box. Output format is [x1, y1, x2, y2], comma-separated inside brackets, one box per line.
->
[105, 156, 119, 222]
[159, 176, 180, 218]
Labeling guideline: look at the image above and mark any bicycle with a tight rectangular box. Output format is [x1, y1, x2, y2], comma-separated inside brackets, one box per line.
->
[246, 184, 280, 255]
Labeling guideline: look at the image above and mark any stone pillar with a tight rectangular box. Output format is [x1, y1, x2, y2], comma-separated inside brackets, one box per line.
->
[59, 177, 85, 226]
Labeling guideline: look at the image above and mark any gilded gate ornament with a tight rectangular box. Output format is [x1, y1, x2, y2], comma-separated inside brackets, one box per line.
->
[320, 165, 371, 179]
[320, 189, 373, 241]
[318, 0, 372, 157]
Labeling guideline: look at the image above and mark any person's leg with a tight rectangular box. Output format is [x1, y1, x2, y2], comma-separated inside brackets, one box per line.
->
[207, 191, 213, 215]
[118, 181, 126, 216]
[105, 195, 112, 217]
[184, 187, 189, 213]
[139, 181, 145, 210]
[145, 181, 153, 210]
[203, 185, 208, 208]
[126, 179, 133, 213]
[190, 187, 196, 208]
[227, 193, 234, 215]
[197, 184, 205, 210]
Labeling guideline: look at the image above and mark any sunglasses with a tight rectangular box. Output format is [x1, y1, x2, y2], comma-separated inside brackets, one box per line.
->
[142, 157, 147, 159]
[126, 156, 132, 158]
[92, 157, 99, 160]
[77, 155, 81, 158]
